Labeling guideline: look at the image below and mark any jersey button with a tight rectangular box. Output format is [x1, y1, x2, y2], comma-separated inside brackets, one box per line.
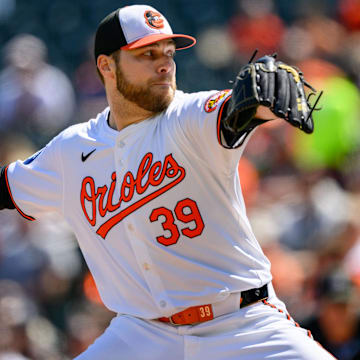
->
[127, 224, 134, 232]
[117, 140, 125, 148]
[143, 263, 150, 271]
[159, 300, 167, 308]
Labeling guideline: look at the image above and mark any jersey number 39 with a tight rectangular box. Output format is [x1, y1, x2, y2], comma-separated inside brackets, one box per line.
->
[149, 198, 204, 246]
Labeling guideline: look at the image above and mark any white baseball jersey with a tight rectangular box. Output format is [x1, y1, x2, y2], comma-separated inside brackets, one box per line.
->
[6, 89, 272, 319]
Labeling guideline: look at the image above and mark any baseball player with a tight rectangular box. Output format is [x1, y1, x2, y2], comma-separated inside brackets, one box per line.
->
[0, 4, 332, 360]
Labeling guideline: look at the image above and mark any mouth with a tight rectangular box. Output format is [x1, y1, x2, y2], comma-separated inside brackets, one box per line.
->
[152, 83, 172, 87]
[151, 83, 174, 93]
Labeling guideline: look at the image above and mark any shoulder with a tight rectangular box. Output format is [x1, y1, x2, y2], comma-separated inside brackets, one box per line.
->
[56, 107, 110, 143]
[168, 89, 232, 115]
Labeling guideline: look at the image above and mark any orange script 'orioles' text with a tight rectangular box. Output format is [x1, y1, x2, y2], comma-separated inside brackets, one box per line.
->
[80, 152, 186, 239]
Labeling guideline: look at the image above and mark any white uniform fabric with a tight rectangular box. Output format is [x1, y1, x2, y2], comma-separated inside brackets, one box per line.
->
[7, 90, 271, 318]
[6, 90, 335, 359]
[73, 284, 335, 360]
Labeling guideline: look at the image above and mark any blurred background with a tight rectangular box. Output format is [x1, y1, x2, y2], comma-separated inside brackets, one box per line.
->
[0, 0, 360, 359]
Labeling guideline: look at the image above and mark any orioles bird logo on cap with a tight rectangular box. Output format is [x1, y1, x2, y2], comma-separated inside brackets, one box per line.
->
[144, 10, 164, 29]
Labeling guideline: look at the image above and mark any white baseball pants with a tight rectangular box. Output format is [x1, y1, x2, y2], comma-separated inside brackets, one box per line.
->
[74, 284, 336, 360]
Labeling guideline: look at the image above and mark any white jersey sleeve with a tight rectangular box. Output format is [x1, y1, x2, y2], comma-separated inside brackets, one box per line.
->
[170, 90, 249, 174]
[5, 134, 63, 220]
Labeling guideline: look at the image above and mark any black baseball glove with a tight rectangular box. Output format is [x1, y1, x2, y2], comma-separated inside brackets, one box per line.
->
[221, 54, 322, 148]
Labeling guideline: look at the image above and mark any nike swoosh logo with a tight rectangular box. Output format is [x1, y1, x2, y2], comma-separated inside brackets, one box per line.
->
[81, 149, 96, 162]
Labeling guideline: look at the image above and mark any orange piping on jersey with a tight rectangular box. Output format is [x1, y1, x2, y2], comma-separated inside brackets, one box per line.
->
[4, 166, 35, 221]
[216, 94, 232, 146]
[262, 300, 338, 359]
[316, 342, 338, 360]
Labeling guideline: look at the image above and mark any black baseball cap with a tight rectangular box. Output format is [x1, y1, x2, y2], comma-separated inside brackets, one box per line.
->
[94, 5, 196, 62]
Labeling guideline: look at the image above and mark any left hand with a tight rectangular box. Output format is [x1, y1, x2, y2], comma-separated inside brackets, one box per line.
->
[253, 55, 319, 134]
[225, 54, 322, 136]
[255, 105, 277, 121]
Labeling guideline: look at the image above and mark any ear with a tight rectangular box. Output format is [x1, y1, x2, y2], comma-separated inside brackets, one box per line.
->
[97, 55, 116, 81]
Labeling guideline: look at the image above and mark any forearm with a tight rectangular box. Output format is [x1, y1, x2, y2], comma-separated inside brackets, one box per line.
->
[220, 100, 267, 149]
[0, 166, 15, 210]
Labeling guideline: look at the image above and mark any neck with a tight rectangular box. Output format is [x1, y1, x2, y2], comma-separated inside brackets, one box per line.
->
[107, 94, 154, 131]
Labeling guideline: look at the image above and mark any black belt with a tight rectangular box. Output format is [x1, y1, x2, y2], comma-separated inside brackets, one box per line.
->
[158, 284, 269, 325]
[240, 283, 269, 308]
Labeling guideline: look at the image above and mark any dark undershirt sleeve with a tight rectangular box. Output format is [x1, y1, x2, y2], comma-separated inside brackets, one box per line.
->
[219, 100, 268, 149]
[0, 166, 15, 210]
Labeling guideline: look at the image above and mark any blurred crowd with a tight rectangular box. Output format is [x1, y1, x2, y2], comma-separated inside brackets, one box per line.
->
[1, 0, 360, 359]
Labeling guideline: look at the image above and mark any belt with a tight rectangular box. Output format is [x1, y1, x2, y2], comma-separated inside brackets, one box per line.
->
[158, 284, 269, 326]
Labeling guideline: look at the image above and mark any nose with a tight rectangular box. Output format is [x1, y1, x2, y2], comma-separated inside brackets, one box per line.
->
[157, 56, 173, 74]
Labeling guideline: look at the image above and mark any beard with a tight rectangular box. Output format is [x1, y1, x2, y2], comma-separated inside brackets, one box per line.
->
[115, 63, 176, 114]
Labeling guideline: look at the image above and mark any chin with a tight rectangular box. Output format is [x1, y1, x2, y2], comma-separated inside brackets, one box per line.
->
[164, 90, 175, 107]
[153, 87, 175, 103]
[153, 85, 174, 96]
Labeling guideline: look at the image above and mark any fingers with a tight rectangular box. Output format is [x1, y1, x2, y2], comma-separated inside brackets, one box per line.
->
[273, 68, 290, 118]
[255, 56, 277, 107]
[287, 73, 302, 129]
[257, 68, 275, 107]
[286, 69, 314, 134]
[252, 56, 317, 134]
[302, 116, 314, 134]
[297, 82, 314, 134]
[272, 63, 314, 134]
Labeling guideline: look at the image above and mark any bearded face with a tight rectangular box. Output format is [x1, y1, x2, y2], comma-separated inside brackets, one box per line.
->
[114, 52, 176, 115]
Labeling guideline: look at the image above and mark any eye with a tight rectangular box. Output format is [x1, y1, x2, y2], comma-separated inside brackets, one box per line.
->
[143, 50, 153, 57]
